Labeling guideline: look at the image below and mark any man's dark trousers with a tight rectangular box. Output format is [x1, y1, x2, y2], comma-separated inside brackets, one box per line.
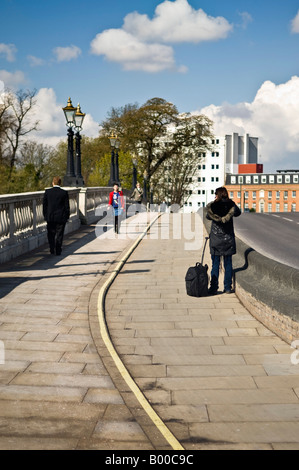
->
[43, 185, 70, 256]
[47, 222, 66, 255]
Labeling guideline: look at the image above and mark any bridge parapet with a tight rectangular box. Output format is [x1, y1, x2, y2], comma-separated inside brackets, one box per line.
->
[203, 210, 299, 344]
[0, 186, 130, 264]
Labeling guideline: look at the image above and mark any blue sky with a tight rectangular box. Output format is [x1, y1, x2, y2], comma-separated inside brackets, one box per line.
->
[1, 0, 299, 172]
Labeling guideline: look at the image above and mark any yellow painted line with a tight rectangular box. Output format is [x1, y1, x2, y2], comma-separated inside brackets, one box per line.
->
[96, 213, 184, 451]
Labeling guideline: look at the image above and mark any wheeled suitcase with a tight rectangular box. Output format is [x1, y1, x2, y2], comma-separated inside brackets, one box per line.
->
[185, 237, 209, 297]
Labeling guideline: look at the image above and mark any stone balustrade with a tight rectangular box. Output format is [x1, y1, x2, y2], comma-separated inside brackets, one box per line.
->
[0, 186, 131, 264]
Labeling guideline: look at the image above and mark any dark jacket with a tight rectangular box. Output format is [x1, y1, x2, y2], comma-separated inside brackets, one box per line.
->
[206, 198, 241, 256]
[43, 186, 70, 224]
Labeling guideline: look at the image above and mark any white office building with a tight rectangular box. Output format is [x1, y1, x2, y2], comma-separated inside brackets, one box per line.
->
[183, 133, 258, 212]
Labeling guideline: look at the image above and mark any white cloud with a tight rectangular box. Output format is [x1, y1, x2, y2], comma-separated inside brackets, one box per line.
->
[0, 70, 26, 89]
[194, 76, 299, 172]
[90, 0, 232, 73]
[0, 43, 17, 62]
[28, 88, 99, 146]
[53, 45, 82, 62]
[91, 29, 180, 73]
[237, 11, 253, 29]
[291, 10, 299, 33]
[27, 55, 45, 67]
[123, 0, 232, 43]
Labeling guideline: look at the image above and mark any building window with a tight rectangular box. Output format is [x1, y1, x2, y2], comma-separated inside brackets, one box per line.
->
[246, 176, 251, 184]
[285, 176, 291, 183]
[253, 176, 259, 184]
[231, 176, 236, 184]
[238, 176, 244, 184]
[269, 175, 275, 183]
[230, 192, 234, 198]
[284, 203, 288, 212]
[277, 176, 282, 183]
[260, 190, 264, 198]
[261, 176, 267, 183]
[245, 191, 249, 199]
[268, 191, 272, 199]
[237, 191, 241, 198]
[268, 203, 272, 213]
[276, 203, 280, 212]
[293, 175, 298, 183]
[252, 191, 256, 199]
[292, 191, 296, 198]
[291, 203, 296, 212]
[276, 191, 280, 199]
[284, 191, 288, 200]
[252, 202, 256, 211]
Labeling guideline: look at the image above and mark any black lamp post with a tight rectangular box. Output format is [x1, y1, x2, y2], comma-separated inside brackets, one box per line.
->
[115, 138, 120, 184]
[143, 170, 148, 205]
[131, 156, 137, 191]
[62, 97, 76, 186]
[74, 103, 85, 187]
[108, 132, 117, 186]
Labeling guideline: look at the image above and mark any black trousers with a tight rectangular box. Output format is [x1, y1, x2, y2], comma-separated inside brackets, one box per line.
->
[114, 215, 120, 233]
[47, 222, 66, 255]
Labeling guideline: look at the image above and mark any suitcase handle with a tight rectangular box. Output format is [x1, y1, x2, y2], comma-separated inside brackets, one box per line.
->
[201, 236, 210, 265]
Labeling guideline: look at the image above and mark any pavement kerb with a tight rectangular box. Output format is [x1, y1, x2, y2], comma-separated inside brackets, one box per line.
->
[88, 212, 185, 451]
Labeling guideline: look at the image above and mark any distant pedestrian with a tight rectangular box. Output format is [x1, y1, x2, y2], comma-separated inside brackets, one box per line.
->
[43, 176, 70, 255]
[206, 187, 241, 294]
[160, 200, 167, 212]
[108, 183, 125, 234]
[131, 182, 143, 204]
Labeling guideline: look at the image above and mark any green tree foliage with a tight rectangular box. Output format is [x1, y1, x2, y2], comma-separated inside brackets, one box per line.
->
[100, 97, 214, 204]
[0, 94, 214, 205]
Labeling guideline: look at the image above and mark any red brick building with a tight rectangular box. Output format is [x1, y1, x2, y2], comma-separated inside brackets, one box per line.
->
[225, 170, 299, 213]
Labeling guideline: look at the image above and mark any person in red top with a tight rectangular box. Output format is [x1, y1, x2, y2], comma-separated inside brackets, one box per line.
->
[108, 183, 125, 233]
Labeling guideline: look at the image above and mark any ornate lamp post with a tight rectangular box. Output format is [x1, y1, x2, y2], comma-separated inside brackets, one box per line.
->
[114, 137, 120, 184]
[143, 170, 148, 205]
[62, 97, 76, 186]
[74, 103, 85, 186]
[108, 132, 117, 186]
[131, 156, 137, 191]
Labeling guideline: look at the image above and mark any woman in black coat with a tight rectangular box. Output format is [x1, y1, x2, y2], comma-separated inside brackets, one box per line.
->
[206, 187, 241, 294]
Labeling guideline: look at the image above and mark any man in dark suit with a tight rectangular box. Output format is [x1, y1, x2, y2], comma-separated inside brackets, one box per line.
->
[43, 176, 70, 255]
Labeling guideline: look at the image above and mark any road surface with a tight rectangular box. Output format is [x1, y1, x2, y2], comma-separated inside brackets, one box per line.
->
[234, 212, 299, 270]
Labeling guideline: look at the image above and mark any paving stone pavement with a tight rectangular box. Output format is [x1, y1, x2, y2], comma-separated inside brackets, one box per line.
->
[0, 212, 299, 450]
